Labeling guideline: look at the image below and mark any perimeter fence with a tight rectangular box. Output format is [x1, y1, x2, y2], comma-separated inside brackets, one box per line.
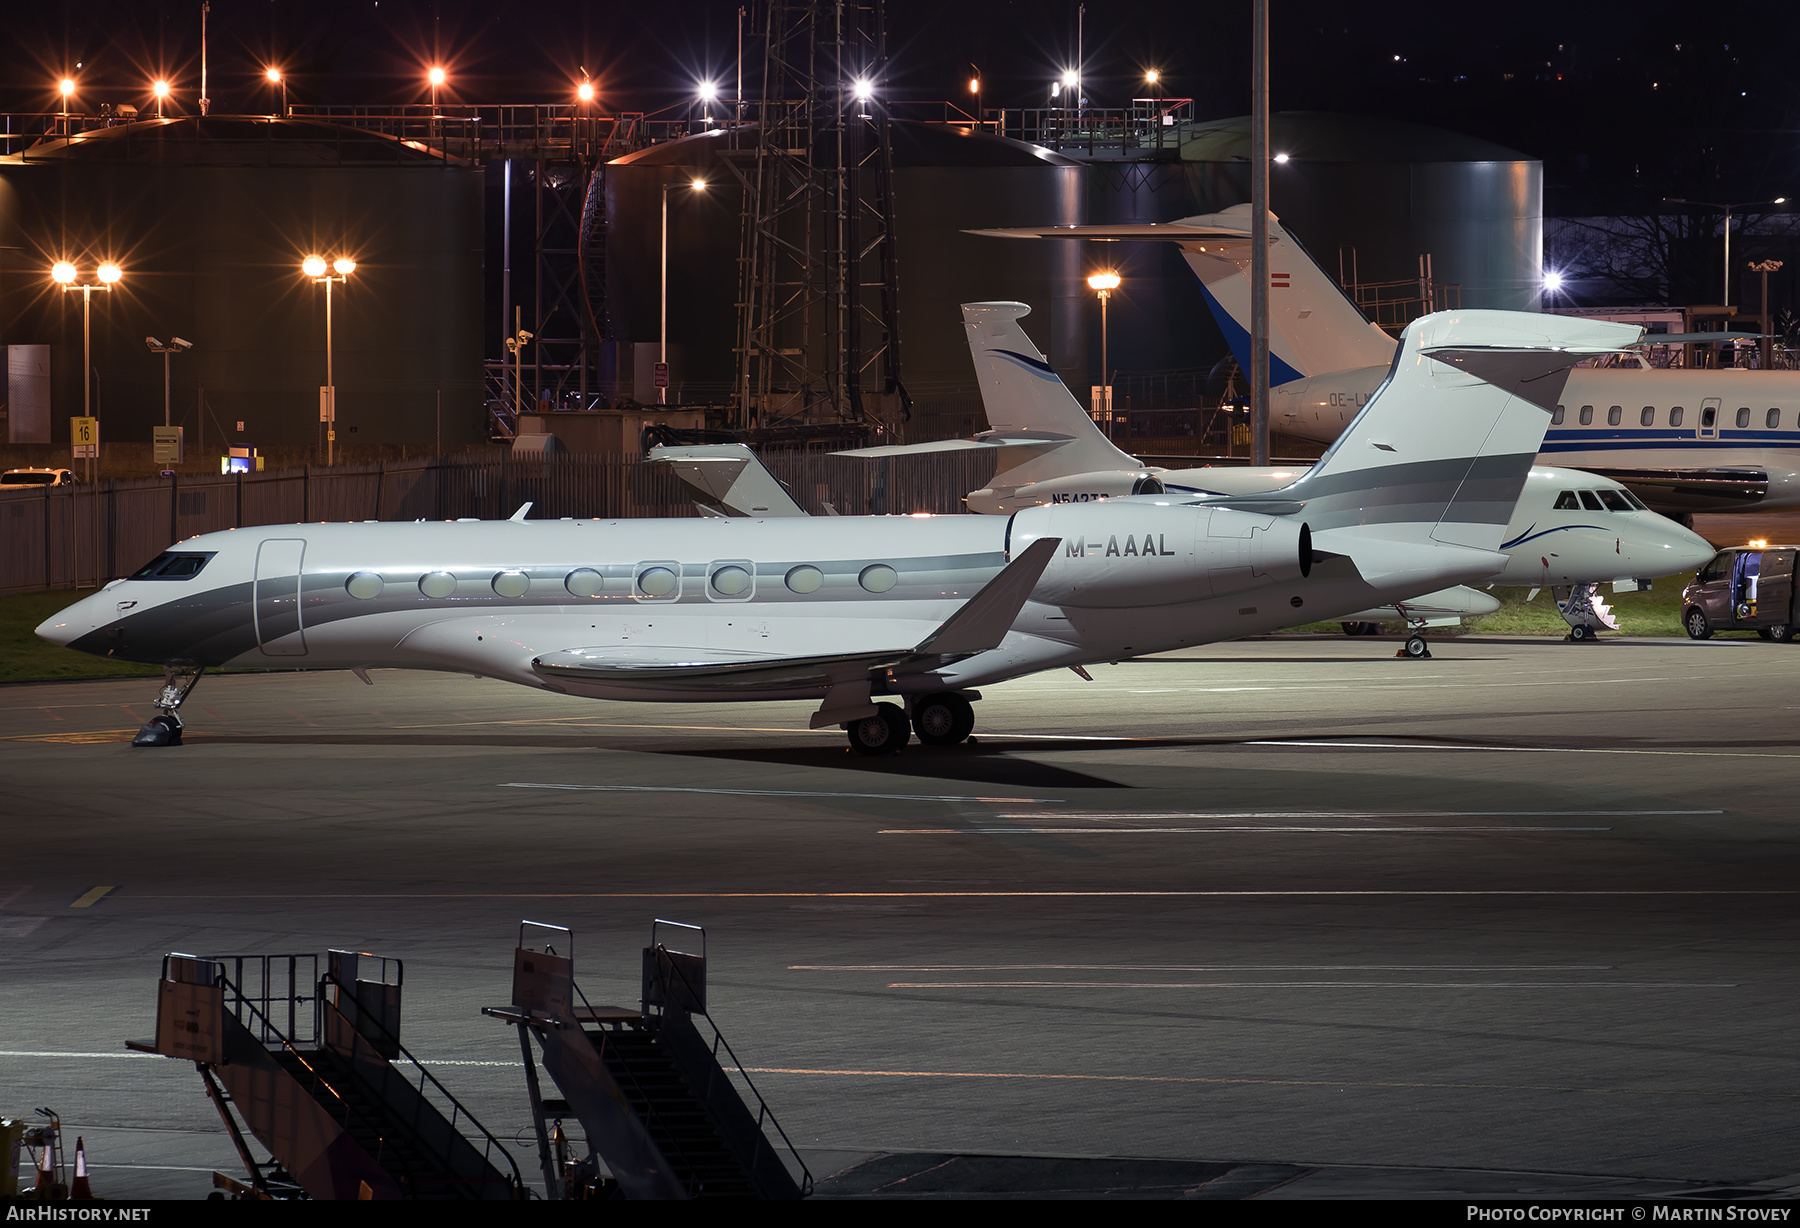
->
[0, 450, 999, 595]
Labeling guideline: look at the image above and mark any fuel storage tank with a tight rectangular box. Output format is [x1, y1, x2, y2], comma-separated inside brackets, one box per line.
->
[0, 117, 484, 455]
[603, 121, 1085, 436]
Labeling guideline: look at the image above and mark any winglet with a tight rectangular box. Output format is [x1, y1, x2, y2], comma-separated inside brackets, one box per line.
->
[913, 536, 1060, 658]
[510, 502, 534, 522]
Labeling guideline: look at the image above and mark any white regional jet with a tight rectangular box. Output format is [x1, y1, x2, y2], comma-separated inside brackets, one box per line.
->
[832, 302, 1714, 642]
[978, 204, 1800, 516]
[40, 310, 1636, 753]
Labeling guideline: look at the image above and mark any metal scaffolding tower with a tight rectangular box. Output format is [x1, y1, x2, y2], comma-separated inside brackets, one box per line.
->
[730, 0, 907, 435]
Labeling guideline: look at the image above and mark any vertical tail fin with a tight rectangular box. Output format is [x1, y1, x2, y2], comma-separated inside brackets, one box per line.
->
[961, 301, 1142, 484]
[1291, 310, 1644, 551]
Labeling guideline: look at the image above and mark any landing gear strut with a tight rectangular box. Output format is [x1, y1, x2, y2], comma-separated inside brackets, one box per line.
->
[133, 663, 204, 747]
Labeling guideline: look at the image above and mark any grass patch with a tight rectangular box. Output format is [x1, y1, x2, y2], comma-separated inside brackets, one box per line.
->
[0, 590, 162, 683]
[1286, 573, 1712, 638]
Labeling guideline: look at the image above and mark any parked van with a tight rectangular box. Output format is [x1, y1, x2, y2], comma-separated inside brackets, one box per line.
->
[1682, 545, 1799, 641]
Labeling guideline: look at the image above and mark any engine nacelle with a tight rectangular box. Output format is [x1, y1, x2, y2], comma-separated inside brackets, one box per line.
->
[1010, 501, 1311, 608]
[968, 470, 1166, 515]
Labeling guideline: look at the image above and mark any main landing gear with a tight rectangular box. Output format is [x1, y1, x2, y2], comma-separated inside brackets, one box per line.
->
[133, 663, 204, 747]
[844, 692, 978, 756]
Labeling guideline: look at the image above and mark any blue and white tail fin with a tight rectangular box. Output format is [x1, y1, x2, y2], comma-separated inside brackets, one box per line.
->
[1293, 310, 1643, 561]
[970, 204, 1397, 382]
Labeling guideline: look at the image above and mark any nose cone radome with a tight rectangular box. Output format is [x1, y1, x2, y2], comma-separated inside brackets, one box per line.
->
[35, 592, 109, 648]
[1662, 522, 1717, 575]
[35, 611, 79, 647]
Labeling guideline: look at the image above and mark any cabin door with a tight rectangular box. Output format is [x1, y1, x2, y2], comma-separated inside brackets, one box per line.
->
[254, 539, 309, 656]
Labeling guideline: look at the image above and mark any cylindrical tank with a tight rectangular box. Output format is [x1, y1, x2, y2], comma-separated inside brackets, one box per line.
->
[0, 117, 485, 457]
[604, 121, 1085, 436]
[1084, 111, 1542, 383]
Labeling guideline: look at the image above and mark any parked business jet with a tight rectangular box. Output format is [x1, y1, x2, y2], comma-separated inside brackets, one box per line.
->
[976, 204, 1800, 515]
[39, 310, 1636, 752]
[829, 302, 1714, 640]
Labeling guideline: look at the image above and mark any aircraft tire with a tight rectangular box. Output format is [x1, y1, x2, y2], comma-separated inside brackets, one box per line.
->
[848, 704, 910, 756]
[1403, 635, 1430, 658]
[131, 714, 182, 747]
[1684, 607, 1713, 641]
[1569, 624, 1593, 642]
[914, 694, 975, 746]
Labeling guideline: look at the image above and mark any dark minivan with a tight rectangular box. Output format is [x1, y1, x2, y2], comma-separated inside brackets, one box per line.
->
[1682, 545, 1799, 641]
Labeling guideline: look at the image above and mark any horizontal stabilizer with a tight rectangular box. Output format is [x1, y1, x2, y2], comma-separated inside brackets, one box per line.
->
[835, 433, 1073, 459]
[647, 444, 807, 517]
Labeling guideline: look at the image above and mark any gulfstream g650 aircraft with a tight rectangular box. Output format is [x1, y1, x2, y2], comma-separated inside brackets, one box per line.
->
[40, 310, 1638, 753]
[978, 204, 1800, 515]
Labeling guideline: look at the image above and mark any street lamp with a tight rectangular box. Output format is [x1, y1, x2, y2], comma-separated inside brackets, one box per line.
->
[303, 255, 355, 465]
[53, 261, 121, 479]
[145, 336, 194, 428]
[153, 79, 170, 118]
[661, 179, 707, 405]
[427, 66, 447, 143]
[1665, 196, 1789, 306]
[266, 67, 286, 115]
[1751, 259, 1784, 370]
[1088, 270, 1121, 427]
[503, 310, 533, 428]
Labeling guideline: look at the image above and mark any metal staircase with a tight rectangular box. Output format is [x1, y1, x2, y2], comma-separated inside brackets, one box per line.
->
[131, 951, 524, 1200]
[486, 920, 811, 1200]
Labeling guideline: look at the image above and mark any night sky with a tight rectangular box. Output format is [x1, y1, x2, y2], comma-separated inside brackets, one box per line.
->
[6, 1, 1799, 215]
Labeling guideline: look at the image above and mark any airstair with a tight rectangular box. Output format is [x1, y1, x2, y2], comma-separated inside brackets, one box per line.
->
[485, 920, 812, 1200]
[130, 950, 523, 1200]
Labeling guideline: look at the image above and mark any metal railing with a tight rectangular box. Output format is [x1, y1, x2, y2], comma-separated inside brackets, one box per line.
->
[320, 972, 526, 1198]
[645, 939, 814, 1198]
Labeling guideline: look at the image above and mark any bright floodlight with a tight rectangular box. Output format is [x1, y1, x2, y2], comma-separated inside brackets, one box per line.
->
[303, 255, 327, 278]
[1062, 69, 1079, 88]
[1777, 197, 1789, 205]
[153, 80, 170, 99]
[333, 257, 356, 276]
[1274, 152, 1290, 164]
[428, 66, 447, 87]
[698, 80, 718, 102]
[852, 77, 873, 101]
[51, 261, 76, 284]
[266, 67, 282, 84]
[1087, 271, 1121, 292]
[969, 76, 980, 94]
[1145, 69, 1160, 85]
[691, 179, 707, 190]
[59, 78, 75, 98]
[1544, 271, 1565, 292]
[97, 263, 122, 284]
[577, 81, 595, 102]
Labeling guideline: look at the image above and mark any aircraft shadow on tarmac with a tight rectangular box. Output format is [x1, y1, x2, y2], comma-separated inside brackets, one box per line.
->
[672, 741, 1138, 790]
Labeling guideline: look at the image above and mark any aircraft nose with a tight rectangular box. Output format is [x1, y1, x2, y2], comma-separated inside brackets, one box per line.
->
[35, 592, 108, 647]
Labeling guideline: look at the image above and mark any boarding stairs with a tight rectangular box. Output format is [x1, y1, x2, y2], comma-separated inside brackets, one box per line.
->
[130, 950, 523, 1200]
[485, 920, 811, 1200]
[1555, 582, 1621, 637]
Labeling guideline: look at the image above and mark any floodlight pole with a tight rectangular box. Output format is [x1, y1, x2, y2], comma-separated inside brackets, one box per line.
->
[1250, 0, 1271, 465]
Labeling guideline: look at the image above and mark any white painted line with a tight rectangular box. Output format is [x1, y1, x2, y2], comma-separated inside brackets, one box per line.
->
[885, 980, 1738, 990]
[995, 810, 1720, 820]
[1244, 740, 1800, 761]
[0, 1050, 162, 1059]
[500, 782, 1061, 804]
[880, 826, 1611, 834]
[790, 964, 1619, 972]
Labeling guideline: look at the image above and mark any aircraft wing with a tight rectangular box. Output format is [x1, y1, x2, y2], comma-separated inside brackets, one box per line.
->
[1575, 466, 1768, 513]
[529, 537, 1061, 698]
[967, 220, 1249, 245]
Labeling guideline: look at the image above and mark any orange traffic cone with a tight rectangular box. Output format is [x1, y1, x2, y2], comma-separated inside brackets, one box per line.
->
[70, 1137, 93, 1200]
[32, 1141, 57, 1199]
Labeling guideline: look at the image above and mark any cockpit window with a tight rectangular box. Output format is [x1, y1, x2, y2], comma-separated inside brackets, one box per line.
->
[1553, 491, 1580, 510]
[1578, 491, 1604, 511]
[1620, 489, 1649, 510]
[130, 551, 216, 580]
[1596, 489, 1632, 512]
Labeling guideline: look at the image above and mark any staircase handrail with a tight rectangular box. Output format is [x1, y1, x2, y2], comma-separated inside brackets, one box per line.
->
[648, 943, 814, 1196]
[211, 968, 446, 1197]
[319, 972, 526, 1197]
[564, 973, 707, 1198]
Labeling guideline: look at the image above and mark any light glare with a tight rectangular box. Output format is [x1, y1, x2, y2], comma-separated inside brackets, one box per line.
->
[51, 261, 76, 284]
[96, 263, 122, 284]
[302, 255, 327, 278]
[333, 258, 356, 276]
[1145, 69, 1160, 85]
[577, 81, 595, 102]
[59, 78, 75, 98]
[1062, 69, 1079, 88]
[266, 68, 282, 84]
[153, 80, 170, 99]
[1088, 271, 1121, 292]
[428, 67, 447, 87]
[852, 78, 873, 101]
[698, 80, 718, 102]
[1544, 271, 1565, 292]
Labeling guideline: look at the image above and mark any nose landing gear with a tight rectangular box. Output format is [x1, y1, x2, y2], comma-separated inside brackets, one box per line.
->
[132, 663, 205, 747]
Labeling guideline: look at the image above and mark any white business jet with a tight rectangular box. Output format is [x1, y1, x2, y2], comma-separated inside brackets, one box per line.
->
[976, 204, 1800, 515]
[828, 302, 1713, 642]
[40, 310, 1635, 752]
